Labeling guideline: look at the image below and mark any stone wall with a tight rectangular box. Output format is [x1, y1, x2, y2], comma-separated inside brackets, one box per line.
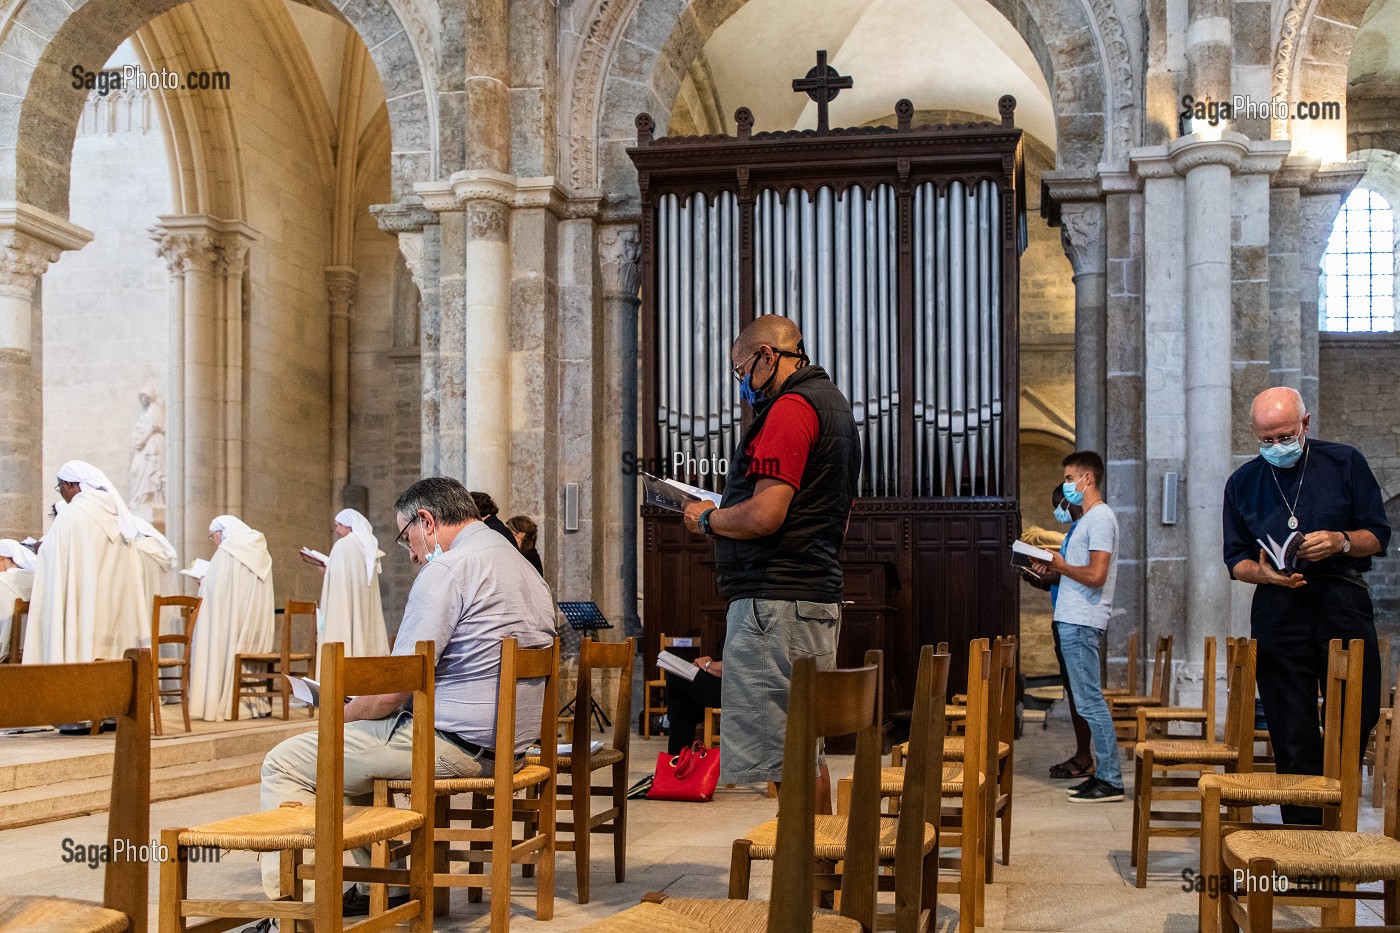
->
[1319, 332, 1400, 637]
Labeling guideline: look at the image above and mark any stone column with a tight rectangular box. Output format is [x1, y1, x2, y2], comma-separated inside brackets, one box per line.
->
[0, 207, 92, 539]
[1268, 157, 1321, 392]
[1057, 202, 1107, 453]
[1170, 133, 1247, 656]
[325, 266, 358, 507]
[597, 223, 641, 633]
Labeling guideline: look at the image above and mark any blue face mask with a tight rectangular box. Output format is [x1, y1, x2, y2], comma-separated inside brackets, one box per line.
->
[1062, 478, 1085, 507]
[738, 372, 765, 407]
[1053, 503, 1072, 524]
[1260, 438, 1303, 469]
[424, 529, 444, 563]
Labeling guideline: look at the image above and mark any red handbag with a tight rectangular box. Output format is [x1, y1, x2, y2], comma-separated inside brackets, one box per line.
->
[647, 741, 721, 802]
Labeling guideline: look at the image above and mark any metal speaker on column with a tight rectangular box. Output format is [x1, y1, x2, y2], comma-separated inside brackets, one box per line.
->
[564, 483, 579, 532]
[1161, 472, 1178, 525]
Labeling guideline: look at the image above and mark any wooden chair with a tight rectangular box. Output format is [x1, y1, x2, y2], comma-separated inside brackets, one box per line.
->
[806, 645, 950, 932]
[231, 599, 318, 721]
[6, 598, 27, 664]
[525, 636, 633, 903]
[1130, 637, 1256, 888]
[1219, 644, 1400, 933]
[642, 632, 700, 737]
[160, 641, 434, 933]
[372, 638, 559, 930]
[0, 649, 151, 933]
[581, 653, 886, 933]
[1112, 634, 1173, 743]
[1200, 638, 1365, 933]
[1103, 631, 1141, 698]
[1137, 636, 1218, 743]
[1367, 634, 1393, 807]
[150, 596, 202, 736]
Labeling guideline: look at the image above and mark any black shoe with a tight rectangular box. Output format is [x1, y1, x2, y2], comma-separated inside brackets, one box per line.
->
[342, 887, 410, 917]
[626, 774, 654, 800]
[1068, 777, 1124, 803]
[1065, 776, 1097, 795]
[649, 715, 670, 735]
[241, 921, 277, 933]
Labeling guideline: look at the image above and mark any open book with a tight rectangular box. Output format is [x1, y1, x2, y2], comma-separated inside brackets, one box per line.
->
[1257, 532, 1303, 575]
[527, 740, 606, 756]
[1010, 539, 1055, 573]
[656, 649, 699, 682]
[179, 558, 210, 581]
[284, 675, 355, 707]
[641, 472, 722, 513]
[299, 547, 329, 567]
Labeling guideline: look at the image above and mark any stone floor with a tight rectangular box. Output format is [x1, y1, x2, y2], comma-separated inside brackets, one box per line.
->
[0, 705, 1390, 931]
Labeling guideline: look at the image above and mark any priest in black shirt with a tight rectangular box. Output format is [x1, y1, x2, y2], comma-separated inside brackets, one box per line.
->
[1223, 386, 1391, 823]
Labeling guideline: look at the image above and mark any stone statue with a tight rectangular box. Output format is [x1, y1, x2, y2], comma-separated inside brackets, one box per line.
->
[129, 386, 166, 516]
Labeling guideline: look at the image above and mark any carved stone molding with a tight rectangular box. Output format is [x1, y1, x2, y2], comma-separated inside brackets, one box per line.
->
[1273, 0, 1306, 104]
[1058, 204, 1105, 277]
[325, 266, 359, 319]
[466, 200, 509, 240]
[397, 231, 425, 291]
[1300, 193, 1344, 274]
[370, 198, 438, 235]
[386, 0, 439, 73]
[1083, 0, 1136, 159]
[150, 215, 259, 277]
[415, 172, 602, 219]
[1238, 139, 1294, 176]
[598, 223, 641, 299]
[566, 0, 637, 190]
[0, 232, 62, 298]
[1167, 133, 1248, 174]
[216, 236, 250, 278]
[151, 230, 219, 275]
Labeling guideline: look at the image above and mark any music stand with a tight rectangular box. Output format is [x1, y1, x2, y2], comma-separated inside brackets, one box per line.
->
[557, 601, 614, 731]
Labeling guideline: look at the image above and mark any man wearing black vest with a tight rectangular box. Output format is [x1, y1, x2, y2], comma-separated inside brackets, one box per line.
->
[683, 315, 860, 813]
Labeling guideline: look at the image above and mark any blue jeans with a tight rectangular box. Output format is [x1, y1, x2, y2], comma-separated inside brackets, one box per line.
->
[1054, 621, 1122, 787]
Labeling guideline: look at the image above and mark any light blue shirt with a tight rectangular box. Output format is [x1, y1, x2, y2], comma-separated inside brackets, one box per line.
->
[393, 521, 556, 753]
[1053, 502, 1118, 632]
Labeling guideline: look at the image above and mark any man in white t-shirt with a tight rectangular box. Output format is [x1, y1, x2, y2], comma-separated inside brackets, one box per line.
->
[1032, 450, 1122, 802]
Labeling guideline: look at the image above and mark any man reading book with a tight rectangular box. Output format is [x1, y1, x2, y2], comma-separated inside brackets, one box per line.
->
[1223, 386, 1391, 823]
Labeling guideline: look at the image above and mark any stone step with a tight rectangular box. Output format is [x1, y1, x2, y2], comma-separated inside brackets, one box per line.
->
[0, 752, 269, 831]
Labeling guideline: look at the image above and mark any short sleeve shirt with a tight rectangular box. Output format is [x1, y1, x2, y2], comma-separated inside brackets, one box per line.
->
[1054, 503, 1119, 632]
[746, 395, 819, 488]
[393, 522, 556, 754]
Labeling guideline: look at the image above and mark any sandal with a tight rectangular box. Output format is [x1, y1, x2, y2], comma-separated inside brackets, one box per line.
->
[1048, 756, 1095, 779]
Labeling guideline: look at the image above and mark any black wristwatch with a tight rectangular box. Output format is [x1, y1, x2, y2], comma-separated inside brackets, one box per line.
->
[698, 508, 717, 536]
[1341, 531, 1352, 555]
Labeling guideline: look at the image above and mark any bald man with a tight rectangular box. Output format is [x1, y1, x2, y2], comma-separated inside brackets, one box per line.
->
[682, 314, 860, 812]
[1223, 386, 1390, 823]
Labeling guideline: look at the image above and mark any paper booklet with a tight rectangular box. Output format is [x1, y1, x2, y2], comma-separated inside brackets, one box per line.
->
[179, 558, 210, 581]
[656, 649, 699, 682]
[286, 675, 322, 707]
[1257, 532, 1303, 575]
[527, 740, 606, 756]
[1010, 539, 1055, 573]
[641, 472, 723, 513]
[299, 547, 330, 566]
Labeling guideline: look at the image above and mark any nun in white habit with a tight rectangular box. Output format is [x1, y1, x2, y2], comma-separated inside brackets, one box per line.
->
[25, 461, 148, 664]
[0, 539, 36, 662]
[190, 515, 275, 721]
[316, 508, 390, 656]
[132, 516, 178, 612]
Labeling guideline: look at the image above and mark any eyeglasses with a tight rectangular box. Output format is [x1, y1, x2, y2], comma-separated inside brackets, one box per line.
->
[1257, 432, 1300, 448]
[731, 350, 761, 384]
[395, 516, 420, 551]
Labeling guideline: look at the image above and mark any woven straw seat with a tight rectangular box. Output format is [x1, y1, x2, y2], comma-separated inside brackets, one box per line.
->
[385, 763, 553, 794]
[1199, 772, 1342, 807]
[524, 747, 624, 771]
[1223, 830, 1400, 882]
[1134, 739, 1239, 764]
[742, 814, 937, 862]
[896, 736, 1006, 762]
[178, 802, 421, 852]
[0, 895, 128, 933]
[1113, 694, 1163, 707]
[876, 765, 980, 796]
[1140, 706, 1207, 722]
[581, 899, 861, 932]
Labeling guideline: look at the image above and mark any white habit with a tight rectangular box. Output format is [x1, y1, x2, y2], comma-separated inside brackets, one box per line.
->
[0, 538, 36, 662]
[133, 518, 178, 614]
[319, 520, 389, 657]
[191, 516, 276, 721]
[24, 489, 148, 663]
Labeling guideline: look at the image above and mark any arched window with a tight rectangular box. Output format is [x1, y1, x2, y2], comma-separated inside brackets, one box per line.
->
[1321, 187, 1396, 332]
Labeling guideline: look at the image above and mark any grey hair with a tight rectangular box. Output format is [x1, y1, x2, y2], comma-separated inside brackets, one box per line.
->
[394, 477, 480, 526]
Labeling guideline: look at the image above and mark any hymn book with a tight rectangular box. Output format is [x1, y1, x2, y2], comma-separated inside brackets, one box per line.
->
[1257, 532, 1303, 575]
[1010, 540, 1055, 574]
[285, 675, 356, 707]
[526, 740, 606, 756]
[299, 547, 330, 567]
[656, 649, 699, 682]
[641, 473, 722, 512]
[179, 558, 210, 581]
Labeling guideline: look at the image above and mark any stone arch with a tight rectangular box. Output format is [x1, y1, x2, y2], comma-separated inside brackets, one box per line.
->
[567, 0, 1131, 211]
[0, 0, 437, 218]
[1275, 0, 1376, 146]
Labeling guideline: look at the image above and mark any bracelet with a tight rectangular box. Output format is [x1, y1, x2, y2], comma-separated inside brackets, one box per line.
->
[698, 508, 717, 536]
[704, 661, 713, 672]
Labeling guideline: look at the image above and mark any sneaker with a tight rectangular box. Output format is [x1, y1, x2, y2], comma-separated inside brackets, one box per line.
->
[1068, 777, 1124, 803]
[342, 886, 411, 916]
[1065, 777, 1097, 795]
[241, 921, 277, 933]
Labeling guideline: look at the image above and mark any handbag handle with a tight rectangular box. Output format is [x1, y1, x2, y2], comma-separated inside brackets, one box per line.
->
[672, 741, 710, 779]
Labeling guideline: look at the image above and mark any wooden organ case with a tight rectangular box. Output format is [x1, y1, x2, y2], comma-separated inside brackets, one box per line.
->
[631, 84, 1026, 708]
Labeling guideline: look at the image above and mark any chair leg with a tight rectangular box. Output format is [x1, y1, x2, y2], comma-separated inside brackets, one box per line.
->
[1243, 858, 1276, 933]
[575, 768, 592, 904]
[433, 795, 451, 917]
[491, 788, 513, 931]
[538, 773, 557, 922]
[1200, 786, 1222, 933]
[230, 657, 243, 721]
[729, 840, 753, 899]
[613, 761, 627, 883]
[159, 829, 187, 933]
[180, 666, 193, 733]
[280, 666, 291, 721]
[151, 664, 164, 737]
[1000, 792, 1013, 866]
[1134, 754, 1154, 888]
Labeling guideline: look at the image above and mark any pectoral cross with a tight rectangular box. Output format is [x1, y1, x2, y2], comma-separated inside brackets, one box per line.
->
[792, 50, 853, 133]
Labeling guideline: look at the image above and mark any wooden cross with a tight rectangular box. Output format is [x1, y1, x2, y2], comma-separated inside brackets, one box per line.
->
[792, 50, 853, 133]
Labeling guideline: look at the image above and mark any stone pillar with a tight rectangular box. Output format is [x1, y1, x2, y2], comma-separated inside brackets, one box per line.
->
[0, 207, 92, 539]
[597, 223, 641, 633]
[325, 266, 358, 507]
[1058, 202, 1107, 453]
[1268, 157, 1321, 392]
[1186, 0, 1231, 107]
[1170, 133, 1247, 656]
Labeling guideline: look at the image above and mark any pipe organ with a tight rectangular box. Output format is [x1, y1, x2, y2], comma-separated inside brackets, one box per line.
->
[631, 95, 1026, 705]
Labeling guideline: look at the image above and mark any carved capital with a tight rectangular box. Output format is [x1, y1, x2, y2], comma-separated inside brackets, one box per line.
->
[217, 236, 250, 277]
[325, 266, 359, 318]
[396, 231, 425, 291]
[466, 200, 509, 241]
[150, 229, 218, 274]
[1300, 193, 1344, 274]
[0, 232, 62, 296]
[598, 223, 641, 299]
[371, 198, 437, 234]
[1058, 205, 1105, 277]
[1167, 133, 1249, 174]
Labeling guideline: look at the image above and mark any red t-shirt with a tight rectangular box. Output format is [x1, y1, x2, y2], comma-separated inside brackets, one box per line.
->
[745, 395, 820, 488]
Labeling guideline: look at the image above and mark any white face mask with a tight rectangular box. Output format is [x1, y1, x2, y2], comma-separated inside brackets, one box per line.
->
[424, 527, 444, 563]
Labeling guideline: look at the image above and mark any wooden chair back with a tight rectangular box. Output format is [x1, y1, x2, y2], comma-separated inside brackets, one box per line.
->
[1201, 636, 1218, 739]
[1103, 631, 1140, 693]
[314, 639, 435, 930]
[283, 599, 319, 675]
[1221, 639, 1258, 762]
[1148, 634, 1173, 703]
[0, 649, 152, 929]
[769, 651, 883, 933]
[493, 637, 561, 798]
[894, 645, 950, 933]
[152, 595, 201, 654]
[575, 637, 634, 761]
[8, 598, 27, 663]
[1322, 638, 1367, 831]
